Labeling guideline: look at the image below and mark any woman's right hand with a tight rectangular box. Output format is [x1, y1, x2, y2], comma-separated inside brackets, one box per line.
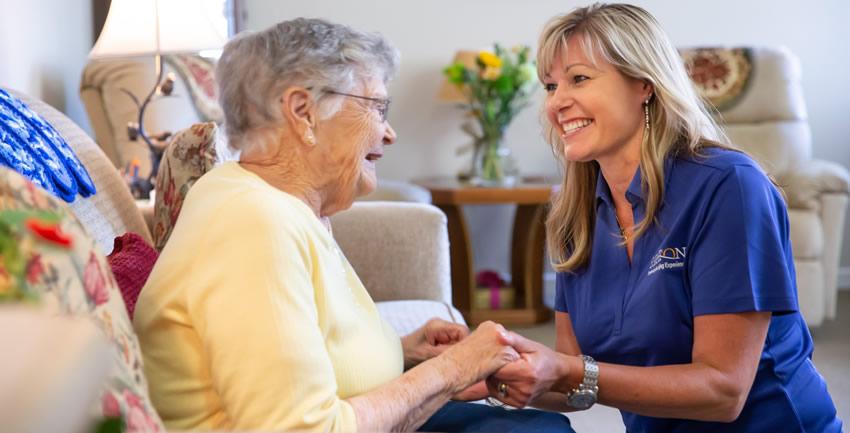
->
[486, 331, 576, 408]
[435, 321, 519, 393]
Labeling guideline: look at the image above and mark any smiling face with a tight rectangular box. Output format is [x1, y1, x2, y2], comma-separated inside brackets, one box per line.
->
[543, 35, 651, 166]
[313, 76, 396, 213]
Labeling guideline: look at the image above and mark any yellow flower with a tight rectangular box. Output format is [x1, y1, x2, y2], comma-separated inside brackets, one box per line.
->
[481, 66, 502, 80]
[478, 51, 502, 68]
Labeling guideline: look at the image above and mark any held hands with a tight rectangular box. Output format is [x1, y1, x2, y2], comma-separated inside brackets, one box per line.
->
[486, 332, 576, 408]
[402, 318, 469, 368]
[437, 321, 520, 394]
[409, 320, 573, 405]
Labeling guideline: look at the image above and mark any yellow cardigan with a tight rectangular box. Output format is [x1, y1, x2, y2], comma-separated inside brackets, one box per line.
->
[134, 162, 403, 431]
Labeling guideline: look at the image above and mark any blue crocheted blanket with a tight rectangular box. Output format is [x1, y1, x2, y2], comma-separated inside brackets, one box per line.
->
[0, 88, 95, 202]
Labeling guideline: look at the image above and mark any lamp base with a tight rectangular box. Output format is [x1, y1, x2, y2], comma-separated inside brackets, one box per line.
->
[129, 178, 155, 200]
[120, 52, 175, 200]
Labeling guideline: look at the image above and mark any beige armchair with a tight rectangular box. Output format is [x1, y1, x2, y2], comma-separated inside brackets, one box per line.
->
[682, 46, 850, 326]
[80, 56, 217, 178]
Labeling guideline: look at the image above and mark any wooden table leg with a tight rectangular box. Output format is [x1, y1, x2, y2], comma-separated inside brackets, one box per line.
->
[437, 204, 474, 318]
[510, 204, 551, 323]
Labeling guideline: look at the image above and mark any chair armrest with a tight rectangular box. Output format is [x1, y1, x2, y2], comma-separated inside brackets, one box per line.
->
[330, 202, 451, 304]
[777, 159, 850, 210]
[358, 179, 432, 203]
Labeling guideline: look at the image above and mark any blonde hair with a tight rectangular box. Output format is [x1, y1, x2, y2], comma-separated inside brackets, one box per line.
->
[539, 3, 732, 272]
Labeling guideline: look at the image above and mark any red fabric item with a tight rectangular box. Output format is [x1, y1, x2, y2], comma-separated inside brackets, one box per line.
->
[107, 233, 158, 320]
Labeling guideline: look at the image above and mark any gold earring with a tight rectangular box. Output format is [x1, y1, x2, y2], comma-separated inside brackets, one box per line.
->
[304, 131, 315, 145]
[643, 99, 650, 132]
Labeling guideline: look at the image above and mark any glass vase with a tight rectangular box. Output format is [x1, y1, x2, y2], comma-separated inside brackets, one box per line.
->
[470, 135, 518, 187]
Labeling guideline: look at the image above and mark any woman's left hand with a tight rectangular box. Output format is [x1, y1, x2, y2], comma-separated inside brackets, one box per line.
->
[486, 332, 576, 408]
[402, 318, 469, 368]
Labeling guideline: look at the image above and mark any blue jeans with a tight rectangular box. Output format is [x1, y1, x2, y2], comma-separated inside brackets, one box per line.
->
[418, 401, 574, 433]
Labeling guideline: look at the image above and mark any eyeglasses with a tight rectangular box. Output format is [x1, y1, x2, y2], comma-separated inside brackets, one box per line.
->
[319, 88, 392, 122]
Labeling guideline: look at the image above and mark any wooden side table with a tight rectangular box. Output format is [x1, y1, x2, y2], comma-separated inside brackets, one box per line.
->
[414, 178, 555, 326]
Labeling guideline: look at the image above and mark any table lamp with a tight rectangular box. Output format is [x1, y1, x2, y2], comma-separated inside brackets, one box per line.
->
[89, 0, 227, 198]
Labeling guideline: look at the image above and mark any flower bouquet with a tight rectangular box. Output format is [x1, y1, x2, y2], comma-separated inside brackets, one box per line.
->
[443, 44, 537, 186]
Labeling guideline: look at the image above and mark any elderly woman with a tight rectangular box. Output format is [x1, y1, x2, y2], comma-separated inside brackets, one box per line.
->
[484, 4, 842, 433]
[133, 18, 572, 433]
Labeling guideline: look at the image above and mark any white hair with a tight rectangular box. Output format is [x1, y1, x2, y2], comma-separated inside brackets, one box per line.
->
[216, 18, 400, 153]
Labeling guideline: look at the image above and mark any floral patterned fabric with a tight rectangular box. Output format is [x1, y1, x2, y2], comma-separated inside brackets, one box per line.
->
[0, 166, 163, 432]
[164, 55, 224, 124]
[153, 122, 219, 251]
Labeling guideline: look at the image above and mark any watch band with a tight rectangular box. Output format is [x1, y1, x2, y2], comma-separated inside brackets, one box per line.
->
[580, 354, 599, 390]
[566, 354, 599, 409]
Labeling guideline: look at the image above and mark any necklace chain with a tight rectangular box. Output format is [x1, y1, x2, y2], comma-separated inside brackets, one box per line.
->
[614, 213, 629, 241]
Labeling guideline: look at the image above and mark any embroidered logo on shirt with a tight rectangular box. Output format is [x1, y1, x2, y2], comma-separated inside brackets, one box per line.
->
[647, 247, 687, 275]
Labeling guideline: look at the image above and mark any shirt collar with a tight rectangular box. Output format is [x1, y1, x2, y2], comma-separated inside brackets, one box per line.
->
[595, 166, 642, 208]
[595, 157, 675, 208]
[595, 169, 614, 207]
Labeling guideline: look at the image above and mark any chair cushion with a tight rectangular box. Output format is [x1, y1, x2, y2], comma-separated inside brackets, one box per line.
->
[788, 208, 823, 260]
[107, 232, 159, 320]
[376, 300, 466, 337]
[0, 166, 163, 432]
[153, 122, 218, 250]
[792, 259, 824, 327]
[724, 121, 812, 175]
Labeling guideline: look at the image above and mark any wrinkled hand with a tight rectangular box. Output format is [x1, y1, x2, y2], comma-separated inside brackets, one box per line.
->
[402, 318, 469, 368]
[486, 332, 572, 408]
[452, 380, 489, 401]
[436, 321, 519, 393]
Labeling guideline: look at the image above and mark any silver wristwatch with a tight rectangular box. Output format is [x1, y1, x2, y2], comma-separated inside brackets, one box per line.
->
[566, 354, 599, 410]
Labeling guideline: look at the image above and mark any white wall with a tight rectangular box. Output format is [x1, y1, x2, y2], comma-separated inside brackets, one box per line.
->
[244, 0, 850, 273]
[0, 0, 93, 133]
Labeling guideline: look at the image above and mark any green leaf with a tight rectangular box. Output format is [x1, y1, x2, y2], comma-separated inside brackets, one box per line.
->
[494, 75, 513, 95]
[443, 63, 467, 84]
[91, 417, 124, 433]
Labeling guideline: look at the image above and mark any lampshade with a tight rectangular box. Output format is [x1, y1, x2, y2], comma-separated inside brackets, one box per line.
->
[89, 0, 227, 58]
[437, 50, 478, 103]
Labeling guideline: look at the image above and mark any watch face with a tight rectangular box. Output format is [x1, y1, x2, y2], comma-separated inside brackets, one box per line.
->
[568, 391, 596, 410]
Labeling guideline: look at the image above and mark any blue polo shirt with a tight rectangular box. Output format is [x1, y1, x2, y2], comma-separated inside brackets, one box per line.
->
[555, 148, 842, 433]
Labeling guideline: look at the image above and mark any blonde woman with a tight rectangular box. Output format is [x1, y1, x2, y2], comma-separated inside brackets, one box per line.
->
[485, 4, 842, 432]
